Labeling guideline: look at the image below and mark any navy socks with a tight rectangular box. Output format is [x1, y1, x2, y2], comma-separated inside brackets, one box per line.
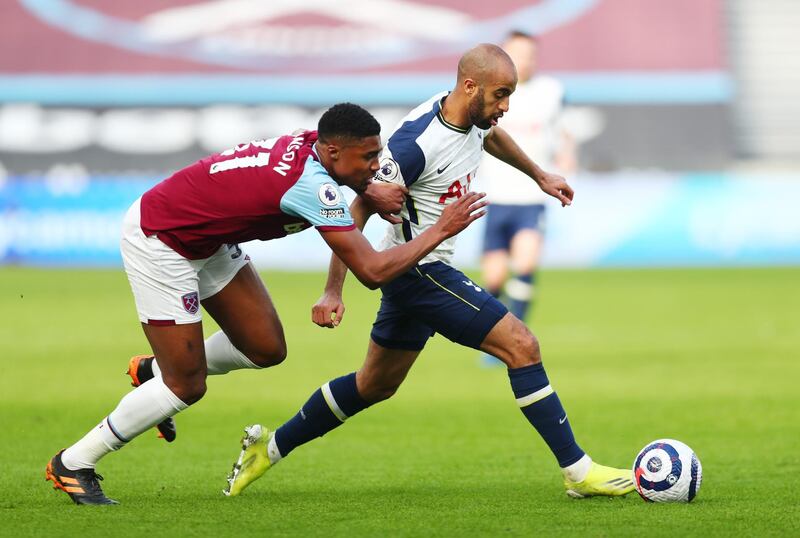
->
[274, 372, 371, 457]
[508, 362, 585, 467]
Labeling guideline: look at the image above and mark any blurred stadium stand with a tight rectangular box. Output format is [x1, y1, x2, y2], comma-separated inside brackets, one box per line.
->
[728, 0, 800, 160]
[0, 0, 798, 267]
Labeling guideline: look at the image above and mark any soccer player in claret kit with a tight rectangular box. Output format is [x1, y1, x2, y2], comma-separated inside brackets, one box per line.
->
[224, 45, 635, 499]
[45, 104, 487, 505]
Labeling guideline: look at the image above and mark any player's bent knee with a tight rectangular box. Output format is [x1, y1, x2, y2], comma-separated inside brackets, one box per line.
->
[241, 333, 288, 367]
[246, 342, 287, 367]
[518, 333, 542, 365]
[165, 377, 207, 406]
[504, 330, 541, 368]
[491, 316, 542, 368]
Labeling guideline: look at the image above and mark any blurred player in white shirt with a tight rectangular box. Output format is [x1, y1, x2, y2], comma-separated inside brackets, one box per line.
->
[479, 32, 576, 351]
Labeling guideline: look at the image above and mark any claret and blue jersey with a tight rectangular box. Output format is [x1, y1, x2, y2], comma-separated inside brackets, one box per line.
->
[139, 130, 354, 260]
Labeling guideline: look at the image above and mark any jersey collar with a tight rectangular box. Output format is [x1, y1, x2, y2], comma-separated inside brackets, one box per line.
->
[436, 94, 471, 134]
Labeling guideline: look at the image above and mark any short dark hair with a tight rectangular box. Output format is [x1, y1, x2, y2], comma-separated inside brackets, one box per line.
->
[318, 103, 381, 143]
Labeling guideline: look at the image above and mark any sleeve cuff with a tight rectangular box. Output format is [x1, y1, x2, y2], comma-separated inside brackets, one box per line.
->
[316, 223, 357, 232]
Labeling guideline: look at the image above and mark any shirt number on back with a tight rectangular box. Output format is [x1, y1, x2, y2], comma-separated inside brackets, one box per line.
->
[210, 138, 277, 174]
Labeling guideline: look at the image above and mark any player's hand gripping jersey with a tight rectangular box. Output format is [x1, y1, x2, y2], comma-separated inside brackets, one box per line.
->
[376, 92, 489, 265]
[140, 130, 354, 259]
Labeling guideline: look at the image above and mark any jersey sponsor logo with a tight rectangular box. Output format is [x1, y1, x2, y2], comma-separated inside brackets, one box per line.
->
[438, 173, 473, 204]
[318, 183, 341, 206]
[320, 208, 345, 219]
[375, 157, 401, 184]
[181, 292, 200, 314]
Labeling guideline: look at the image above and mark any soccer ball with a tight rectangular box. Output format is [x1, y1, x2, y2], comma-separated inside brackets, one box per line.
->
[633, 439, 702, 502]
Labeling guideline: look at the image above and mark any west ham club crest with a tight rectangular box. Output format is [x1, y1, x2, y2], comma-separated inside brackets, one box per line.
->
[182, 292, 200, 314]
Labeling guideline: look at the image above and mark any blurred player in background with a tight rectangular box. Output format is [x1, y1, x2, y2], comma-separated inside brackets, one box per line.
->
[45, 103, 486, 505]
[224, 44, 634, 500]
[479, 32, 576, 366]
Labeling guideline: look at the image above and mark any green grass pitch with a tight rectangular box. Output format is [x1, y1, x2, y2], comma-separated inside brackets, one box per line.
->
[1, 266, 798, 537]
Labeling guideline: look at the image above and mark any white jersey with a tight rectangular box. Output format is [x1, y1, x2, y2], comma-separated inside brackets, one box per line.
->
[376, 92, 489, 265]
[479, 75, 565, 205]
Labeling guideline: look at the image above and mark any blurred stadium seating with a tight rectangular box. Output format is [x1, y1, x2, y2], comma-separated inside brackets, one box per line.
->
[1, 0, 798, 267]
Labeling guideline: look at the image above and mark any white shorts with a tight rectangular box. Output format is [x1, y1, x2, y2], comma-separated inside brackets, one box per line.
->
[120, 198, 250, 325]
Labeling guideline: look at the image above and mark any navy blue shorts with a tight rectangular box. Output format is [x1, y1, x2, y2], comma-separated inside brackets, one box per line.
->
[482, 203, 546, 253]
[370, 262, 508, 351]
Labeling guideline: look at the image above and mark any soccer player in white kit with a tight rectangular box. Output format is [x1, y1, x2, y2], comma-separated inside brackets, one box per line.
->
[479, 31, 577, 340]
[224, 44, 634, 499]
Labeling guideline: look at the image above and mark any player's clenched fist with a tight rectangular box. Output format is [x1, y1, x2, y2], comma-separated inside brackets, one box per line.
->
[312, 291, 346, 328]
[435, 191, 488, 239]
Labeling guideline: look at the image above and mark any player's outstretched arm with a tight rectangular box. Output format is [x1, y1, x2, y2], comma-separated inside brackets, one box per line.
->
[319, 191, 487, 290]
[484, 126, 574, 207]
[312, 196, 375, 328]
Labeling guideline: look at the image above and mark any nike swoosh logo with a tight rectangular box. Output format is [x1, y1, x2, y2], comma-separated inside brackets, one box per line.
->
[437, 162, 453, 174]
[559, 415, 568, 424]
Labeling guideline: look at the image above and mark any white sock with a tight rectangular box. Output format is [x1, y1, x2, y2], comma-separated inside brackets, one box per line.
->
[267, 433, 283, 465]
[150, 331, 260, 377]
[61, 418, 126, 470]
[204, 330, 261, 375]
[61, 377, 187, 470]
[562, 454, 593, 482]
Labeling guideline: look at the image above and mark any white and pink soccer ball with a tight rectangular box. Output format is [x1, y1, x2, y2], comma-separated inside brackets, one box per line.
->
[633, 439, 702, 503]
